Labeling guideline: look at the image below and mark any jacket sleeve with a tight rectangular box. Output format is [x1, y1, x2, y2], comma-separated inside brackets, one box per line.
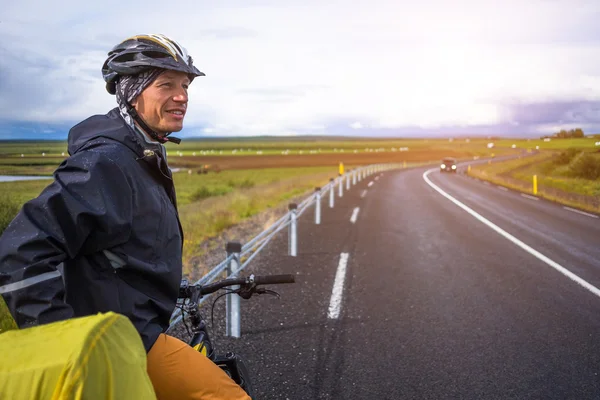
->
[0, 148, 133, 328]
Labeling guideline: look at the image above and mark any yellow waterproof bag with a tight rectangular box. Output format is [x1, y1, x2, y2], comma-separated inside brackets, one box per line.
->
[0, 312, 156, 400]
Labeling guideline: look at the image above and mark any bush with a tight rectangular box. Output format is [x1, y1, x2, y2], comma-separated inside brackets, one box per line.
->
[237, 178, 255, 189]
[569, 153, 600, 180]
[190, 185, 232, 202]
[555, 148, 579, 165]
[227, 178, 255, 189]
[190, 186, 213, 201]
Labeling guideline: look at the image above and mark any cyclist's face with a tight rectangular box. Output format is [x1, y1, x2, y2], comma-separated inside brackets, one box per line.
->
[131, 70, 191, 135]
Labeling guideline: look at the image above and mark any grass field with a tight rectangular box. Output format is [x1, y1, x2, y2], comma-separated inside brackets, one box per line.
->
[1, 137, 596, 175]
[469, 149, 600, 213]
[1, 136, 596, 154]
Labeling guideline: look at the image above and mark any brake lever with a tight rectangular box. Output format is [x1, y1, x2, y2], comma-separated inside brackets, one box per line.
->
[256, 288, 281, 299]
[237, 283, 257, 300]
[237, 286, 281, 300]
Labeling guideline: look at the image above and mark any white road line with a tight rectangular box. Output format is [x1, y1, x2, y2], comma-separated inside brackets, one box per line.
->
[422, 169, 600, 299]
[375, 176, 380, 181]
[368, 182, 374, 187]
[563, 207, 599, 219]
[360, 190, 368, 198]
[521, 194, 539, 201]
[328, 252, 349, 319]
[497, 186, 508, 191]
[350, 207, 360, 223]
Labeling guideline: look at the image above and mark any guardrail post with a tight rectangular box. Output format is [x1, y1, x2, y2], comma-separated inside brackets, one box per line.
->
[352, 170, 356, 185]
[288, 203, 297, 256]
[315, 187, 321, 224]
[346, 172, 351, 190]
[338, 174, 343, 197]
[329, 178, 335, 208]
[225, 241, 242, 338]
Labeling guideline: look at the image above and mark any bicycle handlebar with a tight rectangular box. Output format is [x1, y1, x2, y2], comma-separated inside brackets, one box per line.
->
[179, 274, 295, 299]
[252, 274, 296, 285]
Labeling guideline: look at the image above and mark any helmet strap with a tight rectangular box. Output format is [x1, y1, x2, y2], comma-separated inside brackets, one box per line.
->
[127, 103, 182, 145]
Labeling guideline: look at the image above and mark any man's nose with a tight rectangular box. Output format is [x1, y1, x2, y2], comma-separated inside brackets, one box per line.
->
[173, 88, 188, 102]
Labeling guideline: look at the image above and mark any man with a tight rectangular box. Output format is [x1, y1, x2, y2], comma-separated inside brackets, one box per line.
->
[0, 34, 251, 399]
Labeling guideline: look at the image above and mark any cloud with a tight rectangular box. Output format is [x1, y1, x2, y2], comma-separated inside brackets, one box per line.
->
[501, 100, 600, 125]
[1, 0, 600, 138]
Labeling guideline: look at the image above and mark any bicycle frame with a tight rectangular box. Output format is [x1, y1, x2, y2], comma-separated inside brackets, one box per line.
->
[177, 273, 294, 397]
[181, 286, 254, 396]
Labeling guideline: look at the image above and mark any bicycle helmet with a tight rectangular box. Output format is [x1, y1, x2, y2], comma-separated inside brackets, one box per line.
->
[102, 33, 205, 95]
[101, 34, 205, 144]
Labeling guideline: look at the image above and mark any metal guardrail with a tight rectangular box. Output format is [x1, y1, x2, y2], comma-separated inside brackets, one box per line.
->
[167, 162, 405, 337]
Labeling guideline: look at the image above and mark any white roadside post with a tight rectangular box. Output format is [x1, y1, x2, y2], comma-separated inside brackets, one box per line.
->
[225, 241, 242, 338]
[288, 203, 297, 256]
[315, 187, 321, 225]
[329, 178, 335, 208]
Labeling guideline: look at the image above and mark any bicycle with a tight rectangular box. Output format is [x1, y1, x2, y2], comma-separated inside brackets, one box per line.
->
[176, 273, 296, 398]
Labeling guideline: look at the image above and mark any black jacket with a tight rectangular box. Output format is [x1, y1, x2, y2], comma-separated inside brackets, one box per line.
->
[0, 108, 183, 352]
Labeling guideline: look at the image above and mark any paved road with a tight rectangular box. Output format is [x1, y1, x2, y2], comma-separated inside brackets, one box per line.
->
[206, 164, 600, 400]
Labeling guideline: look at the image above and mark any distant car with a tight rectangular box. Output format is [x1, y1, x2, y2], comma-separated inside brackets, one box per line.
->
[440, 157, 457, 173]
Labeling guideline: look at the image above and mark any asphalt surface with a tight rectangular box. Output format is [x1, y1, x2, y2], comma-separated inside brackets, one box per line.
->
[202, 164, 600, 400]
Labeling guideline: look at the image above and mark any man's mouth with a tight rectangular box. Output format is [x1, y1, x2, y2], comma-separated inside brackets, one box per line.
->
[165, 108, 186, 120]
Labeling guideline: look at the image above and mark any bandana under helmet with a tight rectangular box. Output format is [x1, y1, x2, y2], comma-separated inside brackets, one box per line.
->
[115, 69, 164, 131]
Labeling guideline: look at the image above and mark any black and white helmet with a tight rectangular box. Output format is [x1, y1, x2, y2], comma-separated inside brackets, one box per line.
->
[102, 33, 205, 95]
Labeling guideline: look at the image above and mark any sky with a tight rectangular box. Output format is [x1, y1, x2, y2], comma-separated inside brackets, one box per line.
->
[1, 0, 600, 139]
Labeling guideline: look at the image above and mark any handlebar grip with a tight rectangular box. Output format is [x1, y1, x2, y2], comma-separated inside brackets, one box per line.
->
[253, 274, 295, 285]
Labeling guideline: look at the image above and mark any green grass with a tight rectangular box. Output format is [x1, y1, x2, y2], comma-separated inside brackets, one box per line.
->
[0, 181, 52, 232]
[164, 138, 523, 157]
[472, 151, 600, 196]
[0, 296, 17, 334]
[5, 136, 595, 160]
[172, 166, 338, 206]
[0, 141, 68, 156]
[470, 153, 555, 175]
[490, 138, 599, 150]
[179, 174, 335, 276]
[469, 150, 600, 212]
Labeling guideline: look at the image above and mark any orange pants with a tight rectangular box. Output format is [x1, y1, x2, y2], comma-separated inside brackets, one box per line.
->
[147, 333, 252, 400]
